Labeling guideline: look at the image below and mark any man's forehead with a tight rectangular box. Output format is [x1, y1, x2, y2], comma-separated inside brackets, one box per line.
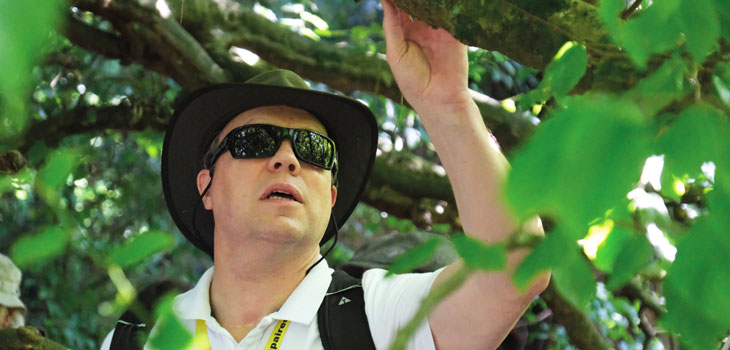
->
[218, 105, 328, 140]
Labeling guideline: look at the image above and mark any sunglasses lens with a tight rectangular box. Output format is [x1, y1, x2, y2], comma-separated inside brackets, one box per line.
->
[231, 126, 279, 158]
[294, 129, 335, 169]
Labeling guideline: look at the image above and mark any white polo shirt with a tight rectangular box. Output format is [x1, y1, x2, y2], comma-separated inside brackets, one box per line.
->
[101, 260, 442, 350]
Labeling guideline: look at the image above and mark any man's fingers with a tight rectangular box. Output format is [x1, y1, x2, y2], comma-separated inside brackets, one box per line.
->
[381, 0, 407, 62]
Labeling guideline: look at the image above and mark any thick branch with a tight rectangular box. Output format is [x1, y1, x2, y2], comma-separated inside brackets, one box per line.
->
[19, 102, 168, 153]
[69, 0, 226, 88]
[391, 0, 610, 70]
[542, 281, 612, 350]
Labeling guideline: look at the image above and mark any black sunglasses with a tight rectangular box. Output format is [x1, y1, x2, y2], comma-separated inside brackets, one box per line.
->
[208, 124, 337, 172]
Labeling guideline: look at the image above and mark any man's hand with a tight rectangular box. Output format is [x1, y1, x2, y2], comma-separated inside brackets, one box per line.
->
[381, 0, 472, 113]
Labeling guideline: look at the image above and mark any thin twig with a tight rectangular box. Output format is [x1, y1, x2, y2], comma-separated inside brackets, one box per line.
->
[621, 0, 643, 19]
[389, 265, 473, 350]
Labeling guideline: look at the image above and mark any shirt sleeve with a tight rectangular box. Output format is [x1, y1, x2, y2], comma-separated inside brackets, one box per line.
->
[100, 329, 113, 350]
[361, 267, 445, 350]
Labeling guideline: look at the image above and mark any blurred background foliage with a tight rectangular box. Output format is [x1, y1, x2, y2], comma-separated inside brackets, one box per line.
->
[1, 0, 729, 349]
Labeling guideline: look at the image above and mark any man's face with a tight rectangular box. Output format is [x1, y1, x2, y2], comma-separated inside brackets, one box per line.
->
[197, 105, 337, 249]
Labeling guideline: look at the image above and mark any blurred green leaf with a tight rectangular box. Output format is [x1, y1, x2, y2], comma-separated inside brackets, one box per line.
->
[430, 223, 451, 233]
[718, 0, 730, 42]
[451, 234, 506, 271]
[551, 249, 596, 309]
[10, 226, 71, 268]
[514, 232, 567, 290]
[386, 236, 443, 276]
[507, 95, 651, 230]
[37, 148, 79, 189]
[108, 230, 175, 269]
[622, 56, 689, 116]
[0, 0, 64, 143]
[676, 0, 719, 64]
[594, 226, 632, 273]
[148, 295, 193, 350]
[597, 0, 623, 45]
[657, 104, 730, 188]
[605, 234, 652, 290]
[620, 0, 719, 68]
[519, 41, 587, 109]
[661, 215, 730, 349]
[514, 230, 595, 309]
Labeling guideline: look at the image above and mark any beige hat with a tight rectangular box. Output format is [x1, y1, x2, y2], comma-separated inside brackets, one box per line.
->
[0, 254, 25, 314]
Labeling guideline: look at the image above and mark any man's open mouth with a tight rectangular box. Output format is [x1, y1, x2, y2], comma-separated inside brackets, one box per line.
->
[267, 191, 296, 201]
[261, 185, 303, 203]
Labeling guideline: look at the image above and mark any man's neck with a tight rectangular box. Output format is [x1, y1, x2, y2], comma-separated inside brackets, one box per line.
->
[209, 241, 319, 342]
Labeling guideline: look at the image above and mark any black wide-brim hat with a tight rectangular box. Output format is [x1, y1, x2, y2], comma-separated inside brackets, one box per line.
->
[162, 70, 377, 258]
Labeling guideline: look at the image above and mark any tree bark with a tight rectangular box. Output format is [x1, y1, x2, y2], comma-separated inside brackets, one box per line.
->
[0, 326, 69, 350]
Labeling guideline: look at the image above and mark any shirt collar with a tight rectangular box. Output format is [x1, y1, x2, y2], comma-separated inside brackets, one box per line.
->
[173, 266, 215, 321]
[173, 259, 333, 325]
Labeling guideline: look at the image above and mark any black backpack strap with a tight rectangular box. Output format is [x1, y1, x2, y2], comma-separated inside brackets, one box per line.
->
[109, 311, 147, 350]
[317, 270, 376, 350]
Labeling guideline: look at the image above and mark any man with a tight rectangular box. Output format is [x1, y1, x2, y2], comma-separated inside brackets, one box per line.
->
[102, 0, 548, 348]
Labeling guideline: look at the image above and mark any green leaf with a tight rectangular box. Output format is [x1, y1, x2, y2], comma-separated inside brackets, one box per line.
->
[451, 235, 506, 271]
[622, 56, 689, 117]
[386, 237, 443, 276]
[37, 148, 79, 189]
[656, 104, 730, 188]
[108, 230, 175, 268]
[506, 94, 651, 230]
[148, 295, 193, 350]
[0, 0, 64, 142]
[597, 0, 624, 45]
[661, 216, 730, 349]
[676, 0, 719, 64]
[594, 226, 633, 273]
[519, 41, 587, 109]
[514, 230, 595, 309]
[10, 226, 70, 268]
[718, 0, 730, 42]
[514, 232, 568, 290]
[605, 234, 653, 290]
[620, 2, 679, 69]
[551, 250, 596, 309]
[620, 0, 719, 68]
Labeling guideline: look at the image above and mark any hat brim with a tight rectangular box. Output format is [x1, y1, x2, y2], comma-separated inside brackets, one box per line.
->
[162, 83, 377, 258]
[0, 294, 26, 313]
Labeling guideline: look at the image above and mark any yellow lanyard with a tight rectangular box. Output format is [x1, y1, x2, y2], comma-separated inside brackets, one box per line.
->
[194, 319, 291, 350]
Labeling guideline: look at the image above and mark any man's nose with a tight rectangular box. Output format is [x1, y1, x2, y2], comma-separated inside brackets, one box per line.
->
[267, 140, 301, 174]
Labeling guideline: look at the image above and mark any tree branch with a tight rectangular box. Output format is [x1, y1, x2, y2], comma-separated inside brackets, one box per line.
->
[70, 0, 226, 88]
[19, 102, 169, 154]
[541, 281, 612, 350]
[390, 0, 610, 70]
[621, 0, 643, 19]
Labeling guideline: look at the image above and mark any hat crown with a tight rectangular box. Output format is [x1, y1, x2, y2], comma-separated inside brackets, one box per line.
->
[246, 69, 310, 90]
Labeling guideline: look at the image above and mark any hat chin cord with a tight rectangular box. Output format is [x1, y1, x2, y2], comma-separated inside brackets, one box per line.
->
[194, 175, 338, 275]
[306, 214, 338, 275]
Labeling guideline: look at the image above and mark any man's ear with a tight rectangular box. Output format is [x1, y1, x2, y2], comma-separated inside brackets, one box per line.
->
[197, 169, 213, 210]
[330, 185, 337, 208]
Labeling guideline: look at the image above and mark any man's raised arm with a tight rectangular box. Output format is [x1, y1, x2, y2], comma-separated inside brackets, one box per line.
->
[381, 0, 550, 348]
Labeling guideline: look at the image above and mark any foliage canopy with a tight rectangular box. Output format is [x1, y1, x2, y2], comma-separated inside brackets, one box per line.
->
[1, 0, 729, 349]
